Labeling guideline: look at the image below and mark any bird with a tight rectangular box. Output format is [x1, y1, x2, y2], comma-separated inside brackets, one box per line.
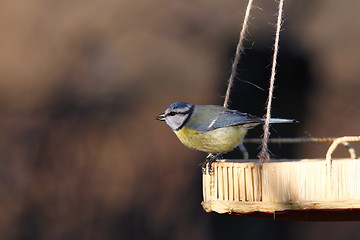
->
[156, 102, 296, 171]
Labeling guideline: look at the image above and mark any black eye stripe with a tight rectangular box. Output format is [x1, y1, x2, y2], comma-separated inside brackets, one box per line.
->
[166, 110, 190, 117]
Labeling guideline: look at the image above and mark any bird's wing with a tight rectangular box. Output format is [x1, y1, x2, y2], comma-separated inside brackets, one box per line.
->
[189, 108, 263, 132]
[207, 110, 263, 130]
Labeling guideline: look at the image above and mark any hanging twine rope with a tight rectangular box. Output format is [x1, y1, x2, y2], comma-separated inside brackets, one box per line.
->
[258, 0, 285, 162]
[223, 0, 285, 162]
[223, 0, 254, 108]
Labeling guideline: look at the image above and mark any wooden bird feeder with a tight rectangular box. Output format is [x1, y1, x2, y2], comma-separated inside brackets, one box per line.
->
[202, 136, 360, 221]
[198, 0, 360, 221]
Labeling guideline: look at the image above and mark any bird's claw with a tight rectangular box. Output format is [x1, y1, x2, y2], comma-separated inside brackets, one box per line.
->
[201, 153, 222, 174]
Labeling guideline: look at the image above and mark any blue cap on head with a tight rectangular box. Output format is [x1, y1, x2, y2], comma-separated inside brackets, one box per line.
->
[168, 102, 193, 110]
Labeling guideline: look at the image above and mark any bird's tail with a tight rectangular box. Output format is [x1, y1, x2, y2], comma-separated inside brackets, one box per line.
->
[266, 118, 298, 124]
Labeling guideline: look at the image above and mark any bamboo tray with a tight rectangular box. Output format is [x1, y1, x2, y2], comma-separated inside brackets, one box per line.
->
[201, 136, 360, 220]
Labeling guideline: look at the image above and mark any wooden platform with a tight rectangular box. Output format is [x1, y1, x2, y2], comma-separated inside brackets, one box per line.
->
[202, 158, 360, 220]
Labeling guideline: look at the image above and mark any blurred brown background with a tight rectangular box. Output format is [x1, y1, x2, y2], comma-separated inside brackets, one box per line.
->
[0, 0, 360, 239]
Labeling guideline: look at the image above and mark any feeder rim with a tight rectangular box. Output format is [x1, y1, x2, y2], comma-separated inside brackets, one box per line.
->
[242, 136, 360, 165]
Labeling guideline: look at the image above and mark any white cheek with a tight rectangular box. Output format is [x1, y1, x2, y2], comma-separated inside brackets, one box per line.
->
[165, 117, 178, 130]
[165, 116, 186, 130]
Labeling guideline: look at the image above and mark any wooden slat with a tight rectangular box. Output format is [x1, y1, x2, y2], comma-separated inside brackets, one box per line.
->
[228, 165, 234, 201]
[233, 163, 239, 201]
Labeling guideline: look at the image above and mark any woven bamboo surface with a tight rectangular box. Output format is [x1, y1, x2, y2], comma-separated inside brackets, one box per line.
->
[202, 158, 360, 215]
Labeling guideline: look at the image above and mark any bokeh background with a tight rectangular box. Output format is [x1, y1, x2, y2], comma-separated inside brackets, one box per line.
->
[0, 0, 360, 239]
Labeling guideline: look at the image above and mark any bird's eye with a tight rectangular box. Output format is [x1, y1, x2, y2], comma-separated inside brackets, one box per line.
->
[168, 112, 177, 116]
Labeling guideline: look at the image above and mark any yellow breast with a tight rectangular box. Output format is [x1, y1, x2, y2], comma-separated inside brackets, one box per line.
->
[174, 126, 248, 154]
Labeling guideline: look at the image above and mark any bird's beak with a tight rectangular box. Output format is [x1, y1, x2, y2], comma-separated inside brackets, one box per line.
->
[155, 113, 165, 121]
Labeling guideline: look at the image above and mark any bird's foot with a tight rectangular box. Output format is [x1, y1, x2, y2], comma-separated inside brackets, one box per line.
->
[201, 153, 222, 174]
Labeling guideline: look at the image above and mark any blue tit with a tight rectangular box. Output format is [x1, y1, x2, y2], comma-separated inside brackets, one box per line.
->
[156, 102, 296, 166]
